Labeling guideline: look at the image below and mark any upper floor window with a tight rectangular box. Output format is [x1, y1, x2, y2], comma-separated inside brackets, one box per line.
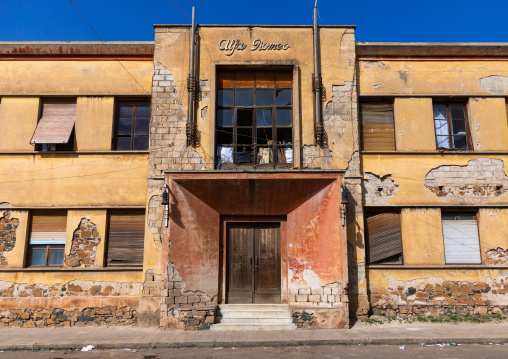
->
[442, 212, 481, 264]
[216, 70, 293, 169]
[433, 102, 471, 150]
[360, 100, 395, 151]
[31, 99, 76, 151]
[114, 101, 150, 150]
[27, 210, 67, 266]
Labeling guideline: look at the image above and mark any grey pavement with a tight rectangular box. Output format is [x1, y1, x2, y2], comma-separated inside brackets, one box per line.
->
[2, 322, 508, 351]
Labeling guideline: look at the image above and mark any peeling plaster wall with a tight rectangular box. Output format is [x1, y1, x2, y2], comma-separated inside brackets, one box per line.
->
[362, 155, 508, 206]
[363, 173, 399, 204]
[425, 158, 508, 203]
[64, 218, 101, 268]
[0, 212, 19, 267]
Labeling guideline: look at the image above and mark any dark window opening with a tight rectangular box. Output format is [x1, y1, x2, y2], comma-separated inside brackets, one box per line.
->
[216, 70, 293, 169]
[433, 102, 471, 150]
[114, 101, 150, 150]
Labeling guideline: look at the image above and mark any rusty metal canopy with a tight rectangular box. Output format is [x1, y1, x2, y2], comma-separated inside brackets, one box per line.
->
[30, 102, 76, 144]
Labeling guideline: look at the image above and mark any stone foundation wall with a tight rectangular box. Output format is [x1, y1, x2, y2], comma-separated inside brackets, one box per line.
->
[0, 306, 137, 328]
[291, 307, 349, 329]
[170, 308, 216, 330]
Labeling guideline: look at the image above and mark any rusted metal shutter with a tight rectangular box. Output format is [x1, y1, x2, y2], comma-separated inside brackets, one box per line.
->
[366, 212, 403, 264]
[31, 100, 77, 144]
[361, 103, 395, 151]
[107, 212, 145, 267]
[30, 211, 67, 244]
[443, 220, 481, 264]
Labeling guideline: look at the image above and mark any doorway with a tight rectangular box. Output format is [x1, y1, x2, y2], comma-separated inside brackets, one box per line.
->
[226, 222, 281, 304]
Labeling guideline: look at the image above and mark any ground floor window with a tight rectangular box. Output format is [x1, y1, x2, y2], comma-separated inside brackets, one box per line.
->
[106, 210, 145, 267]
[28, 210, 67, 266]
[442, 212, 481, 264]
[365, 211, 403, 265]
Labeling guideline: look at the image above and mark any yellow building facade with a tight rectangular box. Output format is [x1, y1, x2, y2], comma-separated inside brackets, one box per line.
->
[0, 34, 506, 330]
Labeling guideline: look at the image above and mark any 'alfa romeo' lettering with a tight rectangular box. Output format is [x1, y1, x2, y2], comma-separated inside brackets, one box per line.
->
[218, 39, 290, 56]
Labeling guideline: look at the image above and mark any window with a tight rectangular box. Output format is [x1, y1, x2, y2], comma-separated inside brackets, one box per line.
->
[31, 99, 76, 151]
[114, 101, 150, 150]
[216, 70, 293, 169]
[360, 101, 395, 151]
[27, 211, 67, 266]
[433, 102, 471, 150]
[442, 212, 481, 264]
[106, 211, 145, 267]
[365, 211, 403, 265]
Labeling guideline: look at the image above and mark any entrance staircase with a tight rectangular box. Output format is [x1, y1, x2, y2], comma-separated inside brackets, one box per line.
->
[210, 304, 297, 331]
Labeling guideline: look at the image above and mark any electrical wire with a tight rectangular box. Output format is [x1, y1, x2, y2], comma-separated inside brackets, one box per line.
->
[167, 0, 192, 21]
[68, 0, 151, 94]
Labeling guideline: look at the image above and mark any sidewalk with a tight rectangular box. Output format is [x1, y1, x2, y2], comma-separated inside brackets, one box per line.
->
[2, 322, 508, 351]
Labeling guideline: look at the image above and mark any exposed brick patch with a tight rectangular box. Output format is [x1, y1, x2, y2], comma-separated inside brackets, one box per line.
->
[173, 308, 216, 330]
[290, 283, 345, 308]
[425, 158, 508, 203]
[0, 306, 137, 328]
[485, 248, 508, 265]
[0, 212, 18, 267]
[292, 310, 318, 329]
[0, 280, 141, 298]
[363, 173, 399, 204]
[143, 269, 162, 297]
[64, 218, 101, 268]
[303, 81, 358, 169]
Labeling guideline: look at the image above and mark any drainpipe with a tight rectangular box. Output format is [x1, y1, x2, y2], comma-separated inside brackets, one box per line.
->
[313, 1, 323, 146]
[186, 6, 197, 146]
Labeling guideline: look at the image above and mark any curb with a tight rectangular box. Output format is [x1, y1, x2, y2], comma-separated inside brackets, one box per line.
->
[2, 337, 508, 351]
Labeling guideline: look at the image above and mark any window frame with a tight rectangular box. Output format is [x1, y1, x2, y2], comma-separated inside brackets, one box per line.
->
[26, 210, 67, 267]
[34, 98, 77, 152]
[113, 100, 151, 151]
[359, 99, 396, 152]
[365, 209, 404, 265]
[442, 211, 481, 265]
[433, 101, 472, 150]
[27, 244, 65, 267]
[216, 70, 293, 169]
[106, 209, 145, 267]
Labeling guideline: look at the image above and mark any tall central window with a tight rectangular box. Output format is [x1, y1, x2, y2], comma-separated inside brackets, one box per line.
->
[216, 70, 293, 169]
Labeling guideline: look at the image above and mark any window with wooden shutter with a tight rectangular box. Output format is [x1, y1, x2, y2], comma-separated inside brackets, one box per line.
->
[28, 210, 67, 266]
[442, 212, 481, 264]
[360, 102, 395, 151]
[365, 212, 403, 264]
[31, 99, 76, 151]
[107, 211, 145, 267]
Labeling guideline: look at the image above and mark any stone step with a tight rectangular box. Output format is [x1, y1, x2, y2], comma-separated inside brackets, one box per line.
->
[216, 311, 291, 319]
[210, 322, 297, 331]
[217, 317, 294, 324]
[218, 304, 290, 311]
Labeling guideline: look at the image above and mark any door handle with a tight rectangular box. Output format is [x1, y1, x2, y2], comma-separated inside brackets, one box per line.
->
[255, 258, 259, 270]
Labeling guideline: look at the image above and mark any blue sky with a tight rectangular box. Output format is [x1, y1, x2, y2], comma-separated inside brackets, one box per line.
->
[0, 0, 506, 42]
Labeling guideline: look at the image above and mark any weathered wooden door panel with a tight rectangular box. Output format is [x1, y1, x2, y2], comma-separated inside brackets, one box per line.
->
[227, 222, 281, 304]
[254, 224, 281, 303]
[227, 225, 254, 303]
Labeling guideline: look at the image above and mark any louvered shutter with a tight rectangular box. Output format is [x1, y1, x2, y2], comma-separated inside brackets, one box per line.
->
[443, 220, 481, 264]
[31, 100, 76, 144]
[107, 212, 145, 267]
[30, 211, 67, 245]
[361, 103, 395, 151]
[366, 212, 403, 264]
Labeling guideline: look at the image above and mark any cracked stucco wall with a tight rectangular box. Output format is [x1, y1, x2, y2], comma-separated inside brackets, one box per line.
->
[363, 173, 399, 204]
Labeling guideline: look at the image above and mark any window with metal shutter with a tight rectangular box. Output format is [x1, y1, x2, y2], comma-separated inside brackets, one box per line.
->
[361, 102, 395, 151]
[442, 213, 481, 264]
[366, 212, 403, 264]
[107, 211, 145, 267]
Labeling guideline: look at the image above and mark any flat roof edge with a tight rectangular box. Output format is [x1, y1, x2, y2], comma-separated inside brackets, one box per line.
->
[0, 42, 154, 57]
[357, 42, 508, 58]
[154, 24, 356, 28]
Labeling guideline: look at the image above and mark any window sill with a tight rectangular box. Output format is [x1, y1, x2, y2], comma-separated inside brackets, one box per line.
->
[0, 267, 143, 272]
[368, 264, 504, 269]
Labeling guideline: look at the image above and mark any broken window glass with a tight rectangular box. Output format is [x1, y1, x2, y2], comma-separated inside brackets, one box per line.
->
[433, 102, 470, 150]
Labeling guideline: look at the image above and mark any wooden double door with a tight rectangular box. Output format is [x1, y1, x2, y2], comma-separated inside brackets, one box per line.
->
[227, 223, 281, 304]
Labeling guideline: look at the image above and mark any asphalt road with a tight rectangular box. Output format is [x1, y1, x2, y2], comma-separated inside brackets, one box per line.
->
[3, 344, 508, 359]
